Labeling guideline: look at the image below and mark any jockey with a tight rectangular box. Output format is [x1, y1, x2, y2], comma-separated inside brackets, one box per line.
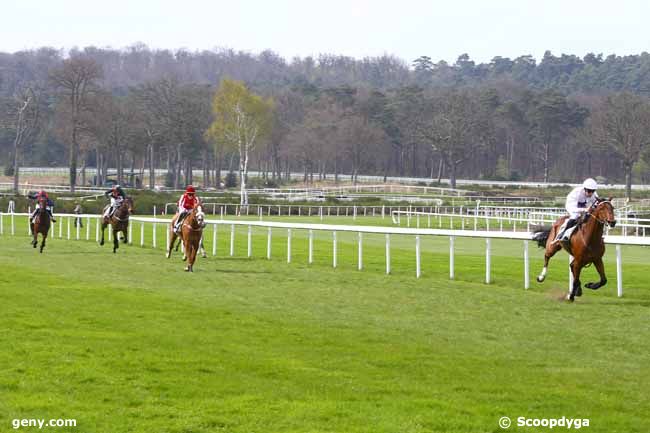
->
[553, 178, 599, 243]
[103, 184, 127, 219]
[174, 185, 200, 233]
[28, 190, 56, 223]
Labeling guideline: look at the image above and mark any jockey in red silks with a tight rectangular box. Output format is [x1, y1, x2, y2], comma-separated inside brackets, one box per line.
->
[28, 190, 56, 223]
[174, 185, 201, 233]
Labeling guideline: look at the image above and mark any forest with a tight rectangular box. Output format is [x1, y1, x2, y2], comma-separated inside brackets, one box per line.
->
[1, 45, 650, 197]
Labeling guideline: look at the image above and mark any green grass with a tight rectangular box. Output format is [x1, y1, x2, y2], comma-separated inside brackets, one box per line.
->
[1, 215, 650, 433]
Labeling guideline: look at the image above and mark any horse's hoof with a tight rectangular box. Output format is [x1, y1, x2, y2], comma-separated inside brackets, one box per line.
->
[202, 253, 207, 259]
[585, 282, 601, 290]
[184, 267, 190, 272]
[536, 276, 545, 283]
[100, 241, 104, 246]
[566, 294, 575, 302]
[576, 286, 583, 297]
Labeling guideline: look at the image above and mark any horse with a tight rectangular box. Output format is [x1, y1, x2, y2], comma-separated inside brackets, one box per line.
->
[166, 205, 205, 272]
[533, 198, 617, 302]
[30, 197, 50, 253]
[100, 197, 134, 253]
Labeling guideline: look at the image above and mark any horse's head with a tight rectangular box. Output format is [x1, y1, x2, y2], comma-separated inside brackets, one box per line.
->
[593, 198, 616, 228]
[38, 197, 47, 209]
[124, 197, 134, 214]
[195, 205, 205, 227]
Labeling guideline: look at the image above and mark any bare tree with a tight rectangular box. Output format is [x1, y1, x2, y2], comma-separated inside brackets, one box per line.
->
[591, 92, 650, 198]
[50, 56, 103, 191]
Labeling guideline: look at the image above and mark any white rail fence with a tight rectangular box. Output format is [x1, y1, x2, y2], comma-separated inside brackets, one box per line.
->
[3, 212, 648, 298]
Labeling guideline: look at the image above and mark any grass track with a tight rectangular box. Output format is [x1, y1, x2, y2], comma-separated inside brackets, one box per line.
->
[1, 216, 649, 433]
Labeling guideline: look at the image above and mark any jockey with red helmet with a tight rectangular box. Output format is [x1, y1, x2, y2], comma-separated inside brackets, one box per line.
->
[28, 190, 56, 222]
[174, 185, 201, 233]
[103, 185, 127, 219]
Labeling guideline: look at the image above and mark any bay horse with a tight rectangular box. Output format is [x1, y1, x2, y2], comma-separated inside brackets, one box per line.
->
[533, 198, 617, 302]
[30, 197, 50, 253]
[100, 197, 134, 253]
[166, 205, 205, 272]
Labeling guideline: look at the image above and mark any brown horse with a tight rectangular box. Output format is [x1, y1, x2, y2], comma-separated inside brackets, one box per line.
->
[166, 205, 205, 272]
[533, 199, 617, 301]
[30, 198, 50, 253]
[100, 197, 134, 253]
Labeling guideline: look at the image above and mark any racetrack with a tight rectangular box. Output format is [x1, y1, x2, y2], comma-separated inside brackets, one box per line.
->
[1, 220, 649, 432]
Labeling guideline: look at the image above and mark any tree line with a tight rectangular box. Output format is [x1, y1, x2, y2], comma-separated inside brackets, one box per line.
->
[1, 45, 650, 199]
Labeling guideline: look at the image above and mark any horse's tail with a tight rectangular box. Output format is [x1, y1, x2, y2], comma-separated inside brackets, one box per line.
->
[531, 226, 552, 248]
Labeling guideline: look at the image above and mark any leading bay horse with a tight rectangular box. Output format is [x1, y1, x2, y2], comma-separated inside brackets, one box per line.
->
[166, 205, 205, 272]
[100, 197, 134, 253]
[533, 198, 617, 302]
[30, 197, 50, 253]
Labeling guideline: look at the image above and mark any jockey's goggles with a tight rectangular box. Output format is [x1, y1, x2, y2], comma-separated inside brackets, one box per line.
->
[584, 188, 595, 193]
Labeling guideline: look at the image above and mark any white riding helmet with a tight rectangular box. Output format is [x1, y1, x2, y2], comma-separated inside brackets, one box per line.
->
[583, 178, 598, 191]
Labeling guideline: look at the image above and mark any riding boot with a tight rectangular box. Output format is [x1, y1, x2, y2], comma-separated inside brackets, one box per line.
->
[47, 209, 56, 222]
[554, 219, 577, 243]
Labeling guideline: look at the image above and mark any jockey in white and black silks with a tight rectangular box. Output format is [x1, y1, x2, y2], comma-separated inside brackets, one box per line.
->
[174, 185, 201, 234]
[28, 190, 56, 223]
[554, 178, 599, 243]
[103, 185, 127, 219]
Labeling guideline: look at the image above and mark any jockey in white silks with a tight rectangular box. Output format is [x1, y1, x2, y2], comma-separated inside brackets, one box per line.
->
[553, 178, 599, 243]
[103, 185, 126, 219]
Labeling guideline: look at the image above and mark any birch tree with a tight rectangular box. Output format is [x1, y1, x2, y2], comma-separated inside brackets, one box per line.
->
[206, 79, 273, 206]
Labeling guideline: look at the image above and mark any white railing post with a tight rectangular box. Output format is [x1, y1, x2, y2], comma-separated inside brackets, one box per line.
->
[616, 244, 623, 297]
[11, 213, 15, 235]
[333, 231, 338, 268]
[67, 217, 71, 240]
[128, 223, 133, 245]
[212, 224, 217, 256]
[75, 218, 80, 240]
[308, 229, 313, 264]
[416, 235, 421, 278]
[140, 222, 144, 247]
[96, 219, 99, 242]
[385, 234, 391, 274]
[86, 217, 90, 240]
[569, 255, 574, 293]
[230, 224, 235, 256]
[358, 232, 363, 270]
[152, 220, 157, 249]
[247, 225, 252, 258]
[287, 228, 292, 263]
[485, 238, 491, 284]
[0, 212, 3, 235]
[449, 236, 455, 280]
[166, 224, 169, 252]
[267, 227, 272, 259]
[524, 240, 530, 290]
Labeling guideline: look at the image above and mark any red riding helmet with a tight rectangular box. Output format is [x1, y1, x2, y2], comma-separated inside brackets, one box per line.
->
[185, 185, 196, 194]
[39, 190, 48, 198]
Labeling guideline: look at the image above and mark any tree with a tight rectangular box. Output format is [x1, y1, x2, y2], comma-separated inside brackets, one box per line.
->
[591, 92, 650, 198]
[1, 86, 43, 193]
[50, 56, 103, 191]
[422, 89, 479, 188]
[206, 79, 273, 205]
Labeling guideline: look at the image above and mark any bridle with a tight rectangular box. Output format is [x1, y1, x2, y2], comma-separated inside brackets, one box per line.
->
[586, 201, 615, 226]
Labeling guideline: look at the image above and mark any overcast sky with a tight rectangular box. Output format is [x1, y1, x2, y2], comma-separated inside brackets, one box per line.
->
[3, 0, 649, 65]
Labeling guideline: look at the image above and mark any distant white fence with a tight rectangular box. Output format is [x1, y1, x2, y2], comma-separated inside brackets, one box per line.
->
[3, 212, 648, 298]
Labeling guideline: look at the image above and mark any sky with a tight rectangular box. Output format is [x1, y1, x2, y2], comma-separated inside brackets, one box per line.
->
[3, 0, 650, 65]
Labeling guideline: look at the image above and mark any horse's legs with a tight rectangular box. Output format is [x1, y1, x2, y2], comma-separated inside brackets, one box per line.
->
[40, 232, 47, 253]
[166, 227, 177, 258]
[585, 257, 607, 290]
[537, 239, 562, 282]
[112, 227, 119, 253]
[123, 224, 128, 244]
[100, 223, 106, 246]
[568, 260, 583, 302]
[200, 237, 207, 258]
